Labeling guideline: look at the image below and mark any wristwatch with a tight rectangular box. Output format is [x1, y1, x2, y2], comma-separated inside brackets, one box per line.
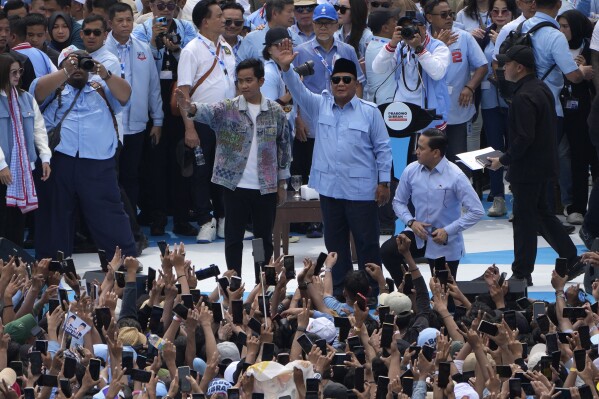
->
[407, 219, 415, 228]
[378, 182, 390, 188]
[279, 183, 288, 189]
[102, 70, 113, 81]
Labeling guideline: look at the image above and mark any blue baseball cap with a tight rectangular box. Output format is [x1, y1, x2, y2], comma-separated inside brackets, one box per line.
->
[313, 3, 338, 21]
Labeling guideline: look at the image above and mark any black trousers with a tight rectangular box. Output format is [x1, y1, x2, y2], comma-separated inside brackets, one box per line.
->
[193, 121, 224, 226]
[0, 184, 26, 247]
[320, 195, 382, 296]
[564, 109, 599, 214]
[380, 231, 460, 286]
[290, 137, 315, 183]
[223, 187, 276, 276]
[119, 131, 145, 212]
[511, 180, 578, 277]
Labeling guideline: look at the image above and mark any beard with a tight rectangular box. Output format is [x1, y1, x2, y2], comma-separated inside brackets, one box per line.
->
[68, 74, 88, 89]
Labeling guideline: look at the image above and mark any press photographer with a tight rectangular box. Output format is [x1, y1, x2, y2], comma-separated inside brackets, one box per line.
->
[372, 11, 451, 131]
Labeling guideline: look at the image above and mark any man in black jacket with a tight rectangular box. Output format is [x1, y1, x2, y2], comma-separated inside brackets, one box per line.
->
[488, 45, 581, 286]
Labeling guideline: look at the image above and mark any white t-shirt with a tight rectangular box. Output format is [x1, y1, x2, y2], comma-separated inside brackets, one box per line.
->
[237, 102, 261, 190]
[591, 21, 599, 51]
[177, 34, 236, 103]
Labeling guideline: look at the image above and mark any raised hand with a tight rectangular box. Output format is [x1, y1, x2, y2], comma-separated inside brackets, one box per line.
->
[270, 38, 298, 72]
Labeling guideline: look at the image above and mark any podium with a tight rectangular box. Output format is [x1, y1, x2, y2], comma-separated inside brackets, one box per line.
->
[378, 102, 441, 179]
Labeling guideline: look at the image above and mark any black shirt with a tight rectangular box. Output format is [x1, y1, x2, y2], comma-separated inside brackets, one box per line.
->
[499, 74, 558, 183]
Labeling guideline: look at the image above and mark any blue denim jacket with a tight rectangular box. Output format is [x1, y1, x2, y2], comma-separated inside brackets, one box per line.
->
[192, 95, 291, 194]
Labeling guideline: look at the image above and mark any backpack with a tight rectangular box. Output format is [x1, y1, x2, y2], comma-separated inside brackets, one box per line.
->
[496, 20, 559, 103]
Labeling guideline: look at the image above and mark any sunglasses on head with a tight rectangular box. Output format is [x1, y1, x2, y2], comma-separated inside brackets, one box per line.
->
[295, 4, 316, 13]
[83, 29, 103, 36]
[225, 18, 244, 27]
[334, 4, 351, 14]
[155, 2, 176, 10]
[429, 10, 455, 18]
[331, 75, 353, 84]
[370, 1, 391, 7]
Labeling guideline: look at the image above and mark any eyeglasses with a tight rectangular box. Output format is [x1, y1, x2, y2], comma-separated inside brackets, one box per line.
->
[490, 8, 510, 15]
[10, 68, 24, 77]
[370, 1, 391, 7]
[314, 20, 338, 27]
[83, 29, 103, 36]
[428, 10, 455, 18]
[155, 2, 176, 10]
[334, 5, 351, 14]
[225, 19, 244, 27]
[331, 75, 353, 84]
[295, 4, 316, 13]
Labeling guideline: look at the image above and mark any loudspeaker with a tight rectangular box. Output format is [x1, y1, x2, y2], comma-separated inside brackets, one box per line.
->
[0, 238, 35, 264]
[83, 271, 149, 298]
[456, 280, 528, 303]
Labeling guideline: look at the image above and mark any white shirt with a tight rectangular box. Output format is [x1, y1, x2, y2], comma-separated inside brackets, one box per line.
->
[177, 34, 236, 103]
[236, 102, 261, 189]
[590, 21, 599, 51]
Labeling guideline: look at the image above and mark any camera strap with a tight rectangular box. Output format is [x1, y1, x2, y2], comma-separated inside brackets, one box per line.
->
[399, 45, 429, 110]
[313, 48, 333, 74]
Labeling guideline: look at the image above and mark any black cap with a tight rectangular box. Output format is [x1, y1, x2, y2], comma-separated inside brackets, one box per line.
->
[397, 12, 426, 26]
[263, 27, 291, 46]
[496, 45, 535, 68]
[331, 57, 357, 78]
[368, 8, 401, 34]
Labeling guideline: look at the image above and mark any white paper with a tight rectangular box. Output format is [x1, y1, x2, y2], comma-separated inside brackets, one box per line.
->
[456, 147, 497, 170]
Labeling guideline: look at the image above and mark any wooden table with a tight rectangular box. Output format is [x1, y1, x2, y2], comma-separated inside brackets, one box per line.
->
[273, 192, 357, 261]
[273, 192, 322, 259]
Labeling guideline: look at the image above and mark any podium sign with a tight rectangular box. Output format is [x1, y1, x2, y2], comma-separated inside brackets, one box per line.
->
[378, 101, 437, 179]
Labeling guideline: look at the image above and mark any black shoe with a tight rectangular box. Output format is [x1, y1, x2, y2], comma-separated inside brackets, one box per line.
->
[563, 224, 576, 235]
[566, 257, 586, 281]
[306, 223, 323, 238]
[135, 234, 149, 257]
[150, 224, 166, 236]
[136, 212, 152, 227]
[173, 222, 199, 236]
[579, 226, 595, 250]
[509, 274, 533, 287]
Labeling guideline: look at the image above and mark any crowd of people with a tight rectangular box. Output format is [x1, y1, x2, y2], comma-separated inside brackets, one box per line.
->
[1, 0, 599, 395]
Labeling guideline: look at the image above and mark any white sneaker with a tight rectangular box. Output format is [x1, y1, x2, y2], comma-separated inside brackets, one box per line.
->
[243, 230, 254, 240]
[197, 218, 217, 243]
[217, 217, 225, 239]
[567, 212, 584, 225]
[487, 197, 507, 217]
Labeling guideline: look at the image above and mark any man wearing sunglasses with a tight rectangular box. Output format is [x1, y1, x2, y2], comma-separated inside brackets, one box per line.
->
[81, 15, 120, 76]
[425, 0, 487, 171]
[289, 0, 316, 45]
[221, 2, 245, 57]
[273, 46, 392, 298]
[236, 0, 298, 62]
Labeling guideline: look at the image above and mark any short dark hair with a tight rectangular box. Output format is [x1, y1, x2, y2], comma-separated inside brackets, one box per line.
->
[192, 0, 219, 29]
[422, 128, 448, 156]
[8, 16, 27, 40]
[91, 0, 117, 13]
[82, 13, 107, 30]
[235, 58, 265, 79]
[367, 9, 396, 35]
[24, 13, 48, 28]
[220, 1, 244, 14]
[343, 271, 371, 300]
[108, 2, 133, 20]
[424, 0, 449, 15]
[3, 1, 29, 15]
[0, 11, 7, 22]
[44, 0, 72, 10]
[534, 0, 560, 8]
[265, 0, 293, 22]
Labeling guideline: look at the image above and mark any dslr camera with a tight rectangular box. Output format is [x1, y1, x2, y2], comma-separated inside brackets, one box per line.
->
[293, 60, 315, 77]
[75, 54, 95, 72]
[400, 25, 419, 40]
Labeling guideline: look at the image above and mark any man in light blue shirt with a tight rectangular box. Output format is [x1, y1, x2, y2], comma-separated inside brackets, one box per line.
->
[236, 0, 298, 63]
[364, 9, 398, 104]
[273, 45, 392, 297]
[289, 0, 316, 45]
[380, 129, 483, 284]
[31, 46, 137, 260]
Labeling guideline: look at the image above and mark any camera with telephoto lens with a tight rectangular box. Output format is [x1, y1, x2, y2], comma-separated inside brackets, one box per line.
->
[76, 54, 95, 71]
[401, 25, 418, 40]
[293, 60, 315, 76]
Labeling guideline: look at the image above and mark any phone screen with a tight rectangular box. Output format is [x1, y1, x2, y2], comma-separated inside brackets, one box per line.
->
[63, 356, 77, 379]
[381, 323, 394, 349]
[355, 367, 365, 392]
[248, 317, 262, 335]
[130, 369, 152, 383]
[297, 334, 314, 354]
[478, 320, 499, 336]
[264, 266, 276, 286]
[173, 304, 189, 320]
[212, 303, 223, 323]
[314, 252, 327, 276]
[376, 376, 389, 399]
[29, 351, 43, 375]
[422, 345, 434, 362]
[122, 352, 134, 374]
[231, 300, 243, 324]
[24, 388, 35, 399]
[261, 343, 275, 361]
[403, 273, 414, 294]
[575, 349, 586, 371]
[229, 276, 242, 292]
[178, 366, 191, 392]
[89, 358, 101, 381]
[438, 362, 450, 388]
[157, 241, 167, 257]
[284, 256, 295, 280]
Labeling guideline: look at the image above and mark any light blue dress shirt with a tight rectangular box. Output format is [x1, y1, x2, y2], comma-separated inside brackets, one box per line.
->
[282, 67, 392, 201]
[333, 26, 373, 58]
[30, 78, 125, 160]
[443, 27, 488, 125]
[289, 23, 315, 45]
[521, 12, 579, 117]
[393, 157, 484, 261]
[364, 36, 396, 104]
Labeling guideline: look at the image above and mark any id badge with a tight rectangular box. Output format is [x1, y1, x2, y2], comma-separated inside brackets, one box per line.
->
[565, 98, 579, 110]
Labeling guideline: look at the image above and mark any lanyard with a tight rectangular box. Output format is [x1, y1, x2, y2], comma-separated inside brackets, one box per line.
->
[313, 48, 333, 74]
[199, 37, 228, 76]
[116, 43, 130, 79]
